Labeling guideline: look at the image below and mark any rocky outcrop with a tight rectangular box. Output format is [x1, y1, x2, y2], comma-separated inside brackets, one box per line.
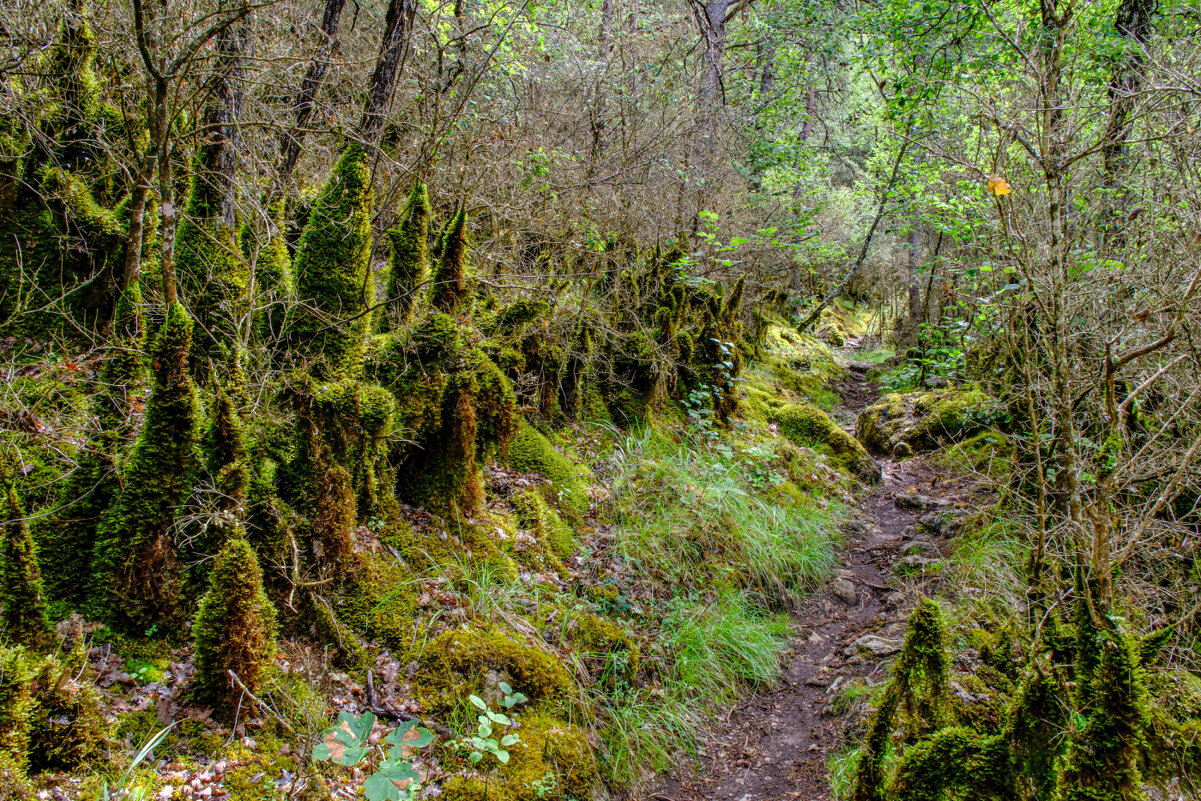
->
[855, 387, 1001, 458]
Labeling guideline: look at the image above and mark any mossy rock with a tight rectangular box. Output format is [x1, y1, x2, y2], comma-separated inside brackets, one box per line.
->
[769, 403, 877, 481]
[415, 625, 574, 718]
[335, 550, 419, 656]
[856, 387, 1002, 457]
[506, 420, 590, 518]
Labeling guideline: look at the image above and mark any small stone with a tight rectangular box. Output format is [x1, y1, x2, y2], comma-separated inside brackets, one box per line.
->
[895, 493, 933, 510]
[835, 568, 855, 579]
[808, 632, 826, 644]
[845, 635, 902, 657]
[894, 554, 938, 574]
[885, 592, 905, 607]
[831, 579, 858, 606]
[902, 540, 936, 556]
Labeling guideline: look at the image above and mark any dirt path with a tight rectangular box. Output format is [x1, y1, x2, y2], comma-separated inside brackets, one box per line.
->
[648, 363, 954, 801]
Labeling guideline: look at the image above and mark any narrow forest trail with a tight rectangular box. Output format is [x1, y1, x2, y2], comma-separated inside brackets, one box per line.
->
[649, 358, 954, 801]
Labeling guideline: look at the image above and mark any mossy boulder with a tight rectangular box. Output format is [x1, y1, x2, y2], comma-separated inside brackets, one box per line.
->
[416, 625, 574, 717]
[506, 421, 591, 518]
[856, 387, 1002, 458]
[770, 403, 877, 481]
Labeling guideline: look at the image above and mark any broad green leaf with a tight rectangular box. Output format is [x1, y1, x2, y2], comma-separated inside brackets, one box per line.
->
[363, 774, 404, 801]
[496, 750, 510, 764]
[469, 695, 487, 710]
[500, 734, 519, 747]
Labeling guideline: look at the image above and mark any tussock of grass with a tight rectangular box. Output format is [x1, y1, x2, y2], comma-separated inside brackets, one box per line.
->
[948, 520, 1024, 614]
[606, 427, 839, 607]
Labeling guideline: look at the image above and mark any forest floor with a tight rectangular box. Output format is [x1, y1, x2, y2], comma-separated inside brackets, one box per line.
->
[648, 352, 986, 801]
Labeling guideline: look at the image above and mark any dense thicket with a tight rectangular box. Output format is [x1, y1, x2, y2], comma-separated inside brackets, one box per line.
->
[0, 0, 1199, 798]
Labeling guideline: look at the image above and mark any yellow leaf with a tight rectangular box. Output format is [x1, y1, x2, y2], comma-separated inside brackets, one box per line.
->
[987, 174, 1012, 196]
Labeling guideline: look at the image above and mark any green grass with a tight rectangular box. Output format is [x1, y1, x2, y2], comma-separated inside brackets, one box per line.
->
[605, 427, 839, 607]
[854, 346, 895, 364]
[948, 520, 1024, 615]
[828, 746, 862, 801]
[664, 590, 790, 698]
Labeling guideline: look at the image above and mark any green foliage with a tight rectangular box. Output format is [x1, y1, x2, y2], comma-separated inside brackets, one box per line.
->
[192, 537, 278, 717]
[386, 182, 431, 325]
[888, 727, 1011, 801]
[0, 463, 52, 647]
[454, 688, 525, 767]
[287, 144, 375, 376]
[314, 711, 434, 801]
[93, 302, 202, 635]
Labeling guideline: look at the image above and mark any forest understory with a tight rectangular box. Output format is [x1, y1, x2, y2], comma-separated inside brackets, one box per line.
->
[3, 0, 1201, 800]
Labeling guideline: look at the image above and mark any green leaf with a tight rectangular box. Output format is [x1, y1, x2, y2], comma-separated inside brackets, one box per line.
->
[496, 750, 510, 764]
[498, 681, 513, 695]
[469, 751, 484, 764]
[500, 734, 520, 747]
[469, 695, 487, 711]
[486, 711, 511, 726]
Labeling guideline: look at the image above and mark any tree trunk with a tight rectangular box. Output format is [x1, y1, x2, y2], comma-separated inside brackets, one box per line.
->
[361, 0, 417, 143]
[907, 227, 922, 325]
[195, 6, 251, 229]
[276, 0, 347, 193]
[1100, 0, 1155, 245]
[697, 0, 729, 151]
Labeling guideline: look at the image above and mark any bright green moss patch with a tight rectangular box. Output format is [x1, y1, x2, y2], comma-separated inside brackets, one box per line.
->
[506, 420, 591, 518]
[856, 387, 1002, 457]
[770, 403, 877, 481]
[415, 625, 575, 717]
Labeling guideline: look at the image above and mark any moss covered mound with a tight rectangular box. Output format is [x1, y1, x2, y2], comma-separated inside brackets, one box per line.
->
[770, 403, 877, 481]
[440, 711, 599, 801]
[415, 625, 574, 717]
[856, 387, 1002, 458]
[506, 420, 591, 518]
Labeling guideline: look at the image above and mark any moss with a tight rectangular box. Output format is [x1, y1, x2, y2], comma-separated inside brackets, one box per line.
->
[0, 462, 53, 647]
[770, 403, 877, 481]
[432, 209, 470, 313]
[506, 421, 590, 518]
[386, 182, 430, 325]
[511, 490, 575, 565]
[566, 614, 639, 689]
[1058, 627, 1151, 801]
[335, 550, 418, 656]
[888, 726, 1012, 801]
[0, 644, 108, 773]
[309, 596, 369, 670]
[192, 538, 278, 718]
[416, 626, 574, 718]
[93, 302, 201, 636]
[286, 144, 375, 376]
[499, 711, 600, 801]
[176, 192, 250, 373]
[202, 383, 250, 548]
[857, 388, 1001, 456]
[0, 751, 33, 800]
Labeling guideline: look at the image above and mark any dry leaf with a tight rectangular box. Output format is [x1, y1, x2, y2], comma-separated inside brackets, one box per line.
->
[987, 174, 1012, 196]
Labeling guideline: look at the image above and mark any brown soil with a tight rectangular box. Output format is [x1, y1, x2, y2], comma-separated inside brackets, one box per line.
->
[647, 361, 980, 801]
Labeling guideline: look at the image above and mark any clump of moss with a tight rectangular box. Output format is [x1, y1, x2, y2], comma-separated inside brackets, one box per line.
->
[432, 209, 470, 313]
[202, 383, 250, 548]
[416, 625, 574, 717]
[770, 403, 877, 481]
[192, 537, 278, 718]
[0, 462, 53, 647]
[0, 643, 108, 773]
[93, 302, 202, 635]
[506, 421, 590, 518]
[511, 489, 575, 565]
[286, 144, 375, 376]
[38, 282, 146, 608]
[335, 550, 418, 656]
[856, 387, 1000, 457]
[386, 182, 431, 325]
[887, 726, 1012, 801]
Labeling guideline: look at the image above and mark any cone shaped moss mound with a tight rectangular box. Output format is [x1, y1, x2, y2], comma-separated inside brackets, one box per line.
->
[192, 537, 278, 718]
